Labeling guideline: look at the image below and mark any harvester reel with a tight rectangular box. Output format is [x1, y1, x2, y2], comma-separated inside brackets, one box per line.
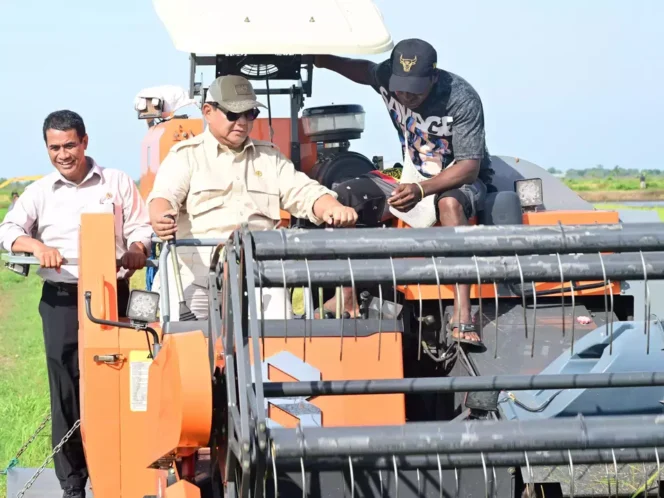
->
[196, 221, 664, 498]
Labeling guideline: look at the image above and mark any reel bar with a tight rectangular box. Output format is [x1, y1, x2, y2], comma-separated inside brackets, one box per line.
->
[272, 447, 664, 471]
[250, 223, 664, 260]
[258, 251, 664, 287]
[261, 371, 664, 397]
[270, 414, 664, 458]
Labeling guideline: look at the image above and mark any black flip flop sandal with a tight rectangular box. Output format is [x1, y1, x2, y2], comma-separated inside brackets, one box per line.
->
[445, 315, 485, 349]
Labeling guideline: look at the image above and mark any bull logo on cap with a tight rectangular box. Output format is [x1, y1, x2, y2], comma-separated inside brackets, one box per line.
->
[400, 54, 417, 72]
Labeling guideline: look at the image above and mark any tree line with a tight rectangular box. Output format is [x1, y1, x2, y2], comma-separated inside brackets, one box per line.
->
[547, 165, 660, 179]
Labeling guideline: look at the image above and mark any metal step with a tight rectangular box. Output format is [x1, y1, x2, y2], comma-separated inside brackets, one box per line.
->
[6, 468, 94, 497]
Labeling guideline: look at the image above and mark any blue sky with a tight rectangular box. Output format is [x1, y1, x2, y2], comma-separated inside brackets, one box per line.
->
[0, 0, 662, 181]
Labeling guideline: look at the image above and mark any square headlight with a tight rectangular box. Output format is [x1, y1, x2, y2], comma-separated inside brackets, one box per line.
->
[126, 289, 160, 324]
[514, 178, 544, 209]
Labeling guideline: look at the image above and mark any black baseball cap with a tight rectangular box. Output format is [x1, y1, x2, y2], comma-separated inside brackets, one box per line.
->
[389, 39, 437, 94]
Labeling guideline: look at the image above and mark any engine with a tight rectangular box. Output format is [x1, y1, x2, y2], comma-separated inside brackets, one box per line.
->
[301, 104, 378, 190]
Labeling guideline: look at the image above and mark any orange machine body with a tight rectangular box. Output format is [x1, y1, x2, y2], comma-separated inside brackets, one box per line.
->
[78, 213, 163, 497]
[77, 215, 406, 496]
[129, 113, 626, 495]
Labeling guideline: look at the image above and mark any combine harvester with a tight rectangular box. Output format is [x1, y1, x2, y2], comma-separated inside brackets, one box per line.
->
[4, 0, 664, 497]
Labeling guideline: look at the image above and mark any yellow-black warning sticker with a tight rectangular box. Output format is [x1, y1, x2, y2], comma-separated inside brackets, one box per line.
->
[129, 350, 152, 412]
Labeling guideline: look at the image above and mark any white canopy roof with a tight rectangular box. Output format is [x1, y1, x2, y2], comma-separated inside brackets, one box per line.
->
[152, 0, 393, 55]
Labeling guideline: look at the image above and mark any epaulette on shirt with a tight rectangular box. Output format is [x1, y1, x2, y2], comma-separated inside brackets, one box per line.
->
[170, 133, 205, 153]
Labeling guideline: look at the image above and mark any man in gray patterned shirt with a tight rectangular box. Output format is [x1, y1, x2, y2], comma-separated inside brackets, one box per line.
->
[315, 38, 494, 347]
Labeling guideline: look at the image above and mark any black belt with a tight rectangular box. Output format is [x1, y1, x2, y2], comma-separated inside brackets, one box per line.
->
[45, 279, 128, 294]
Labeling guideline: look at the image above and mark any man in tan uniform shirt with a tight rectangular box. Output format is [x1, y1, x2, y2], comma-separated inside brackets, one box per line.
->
[147, 75, 357, 320]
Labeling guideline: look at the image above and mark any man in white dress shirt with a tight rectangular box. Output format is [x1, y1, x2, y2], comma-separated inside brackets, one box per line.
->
[0, 110, 153, 498]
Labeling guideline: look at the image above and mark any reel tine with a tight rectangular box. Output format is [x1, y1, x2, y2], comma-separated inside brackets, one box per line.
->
[515, 254, 528, 339]
[612, 448, 619, 498]
[418, 283, 423, 361]
[391, 256, 398, 340]
[378, 284, 383, 361]
[493, 281, 499, 359]
[348, 257, 358, 341]
[301, 457, 307, 498]
[492, 467, 497, 498]
[474, 255, 483, 347]
[379, 470, 384, 498]
[455, 468, 460, 498]
[305, 259, 313, 362]
[258, 264, 265, 361]
[455, 283, 462, 350]
[568, 449, 575, 498]
[392, 455, 399, 498]
[348, 456, 355, 498]
[271, 442, 279, 498]
[417, 468, 421, 497]
[656, 447, 661, 498]
[570, 280, 576, 356]
[437, 454, 443, 498]
[281, 259, 288, 343]
[339, 282, 345, 361]
[640, 251, 652, 354]
[609, 279, 614, 355]
[557, 253, 566, 338]
[481, 452, 489, 498]
[433, 256, 445, 349]
[530, 282, 537, 359]
[524, 451, 534, 498]
[598, 252, 610, 354]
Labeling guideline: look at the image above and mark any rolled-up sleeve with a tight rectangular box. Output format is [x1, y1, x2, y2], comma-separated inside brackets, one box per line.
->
[0, 187, 38, 252]
[145, 149, 192, 212]
[118, 172, 153, 253]
[275, 152, 337, 225]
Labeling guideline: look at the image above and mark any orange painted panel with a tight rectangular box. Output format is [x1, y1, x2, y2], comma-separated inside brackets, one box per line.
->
[78, 213, 162, 497]
[251, 333, 406, 428]
[523, 209, 620, 225]
[250, 117, 318, 175]
[145, 332, 213, 469]
[78, 214, 122, 497]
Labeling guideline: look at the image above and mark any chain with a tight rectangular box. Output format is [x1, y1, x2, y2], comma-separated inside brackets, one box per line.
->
[0, 413, 51, 476]
[15, 419, 81, 498]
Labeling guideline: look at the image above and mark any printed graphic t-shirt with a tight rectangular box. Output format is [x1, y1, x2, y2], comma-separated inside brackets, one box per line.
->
[369, 61, 493, 184]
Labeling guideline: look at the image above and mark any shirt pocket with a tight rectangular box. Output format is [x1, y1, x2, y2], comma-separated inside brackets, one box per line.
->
[246, 171, 281, 220]
[187, 176, 232, 217]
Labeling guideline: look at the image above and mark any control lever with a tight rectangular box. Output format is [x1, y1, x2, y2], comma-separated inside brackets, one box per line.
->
[164, 214, 196, 321]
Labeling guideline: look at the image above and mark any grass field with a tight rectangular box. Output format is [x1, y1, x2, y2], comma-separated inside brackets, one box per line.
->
[1, 200, 50, 497]
[0, 270, 50, 497]
[563, 177, 664, 192]
[0, 200, 662, 496]
[563, 178, 664, 202]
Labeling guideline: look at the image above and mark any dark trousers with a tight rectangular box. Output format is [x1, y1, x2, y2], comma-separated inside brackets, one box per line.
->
[38, 279, 129, 490]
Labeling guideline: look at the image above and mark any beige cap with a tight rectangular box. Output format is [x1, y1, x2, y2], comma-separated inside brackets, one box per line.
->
[205, 75, 266, 113]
